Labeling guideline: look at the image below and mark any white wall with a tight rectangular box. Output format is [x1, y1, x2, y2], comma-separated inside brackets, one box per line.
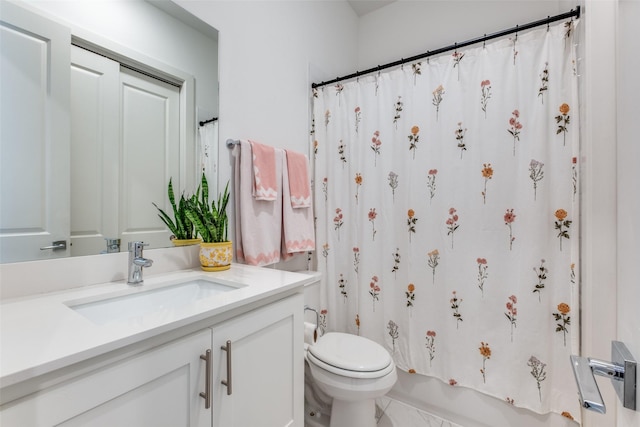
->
[616, 0, 640, 424]
[581, 1, 617, 425]
[174, 0, 359, 271]
[357, 0, 574, 71]
[175, 0, 357, 156]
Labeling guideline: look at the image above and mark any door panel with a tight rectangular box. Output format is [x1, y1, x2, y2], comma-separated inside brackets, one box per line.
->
[70, 46, 120, 256]
[119, 68, 179, 250]
[0, 2, 70, 263]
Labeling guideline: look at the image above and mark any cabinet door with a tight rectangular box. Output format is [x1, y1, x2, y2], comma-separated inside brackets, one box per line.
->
[0, 329, 212, 427]
[213, 294, 303, 427]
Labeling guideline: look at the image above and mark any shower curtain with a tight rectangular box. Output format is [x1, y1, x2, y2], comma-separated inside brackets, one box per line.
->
[199, 120, 219, 182]
[312, 20, 580, 419]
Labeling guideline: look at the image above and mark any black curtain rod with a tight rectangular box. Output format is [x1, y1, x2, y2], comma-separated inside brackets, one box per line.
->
[199, 117, 218, 127]
[312, 6, 580, 89]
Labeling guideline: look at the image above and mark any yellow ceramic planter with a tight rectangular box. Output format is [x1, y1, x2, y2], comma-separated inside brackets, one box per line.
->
[172, 238, 202, 247]
[199, 241, 232, 271]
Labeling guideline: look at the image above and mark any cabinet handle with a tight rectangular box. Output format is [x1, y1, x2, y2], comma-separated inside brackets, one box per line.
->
[200, 349, 211, 409]
[221, 340, 232, 395]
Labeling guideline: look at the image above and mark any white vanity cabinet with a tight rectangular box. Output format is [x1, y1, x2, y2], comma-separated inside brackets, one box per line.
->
[0, 329, 212, 426]
[212, 293, 303, 427]
[0, 292, 303, 427]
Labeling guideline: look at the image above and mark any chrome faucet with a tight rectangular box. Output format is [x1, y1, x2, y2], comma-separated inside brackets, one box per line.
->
[127, 241, 153, 285]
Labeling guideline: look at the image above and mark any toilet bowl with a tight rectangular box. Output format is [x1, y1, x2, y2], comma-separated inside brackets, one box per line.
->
[305, 332, 397, 427]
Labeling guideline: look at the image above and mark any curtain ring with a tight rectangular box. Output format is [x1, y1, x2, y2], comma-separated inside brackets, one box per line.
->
[515, 25, 519, 41]
[483, 35, 486, 49]
[547, 17, 550, 31]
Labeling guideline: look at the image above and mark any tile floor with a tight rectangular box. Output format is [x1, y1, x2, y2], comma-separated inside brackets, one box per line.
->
[305, 396, 462, 427]
[375, 396, 463, 427]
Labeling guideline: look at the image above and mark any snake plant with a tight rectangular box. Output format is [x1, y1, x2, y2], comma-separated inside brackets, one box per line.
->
[185, 174, 230, 243]
[153, 178, 199, 240]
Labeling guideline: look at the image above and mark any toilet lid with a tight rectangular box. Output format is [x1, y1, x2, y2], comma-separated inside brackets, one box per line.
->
[308, 332, 392, 372]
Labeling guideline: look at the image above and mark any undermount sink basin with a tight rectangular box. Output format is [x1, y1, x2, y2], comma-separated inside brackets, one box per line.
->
[68, 278, 242, 325]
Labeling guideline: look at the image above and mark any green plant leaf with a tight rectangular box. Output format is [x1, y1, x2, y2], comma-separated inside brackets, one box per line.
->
[183, 176, 230, 243]
[153, 177, 200, 240]
[152, 202, 179, 237]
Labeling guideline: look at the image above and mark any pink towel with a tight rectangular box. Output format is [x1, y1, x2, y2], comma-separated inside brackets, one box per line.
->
[233, 141, 282, 266]
[250, 140, 277, 201]
[285, 150, 311, 208]
[282, 154, 315, 256]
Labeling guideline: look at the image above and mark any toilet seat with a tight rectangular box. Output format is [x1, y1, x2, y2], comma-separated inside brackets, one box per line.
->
[307, 332, 394, 379]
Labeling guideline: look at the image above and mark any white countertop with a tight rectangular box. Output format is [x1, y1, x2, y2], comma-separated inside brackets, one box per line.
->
[0, 264, 315, 389]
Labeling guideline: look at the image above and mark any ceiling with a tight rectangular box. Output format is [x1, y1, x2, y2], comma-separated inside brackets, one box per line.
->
[347, 0, 397, 17]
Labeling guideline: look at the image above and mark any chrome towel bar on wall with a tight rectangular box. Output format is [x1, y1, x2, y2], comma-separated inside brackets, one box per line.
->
[570, 341, 637, 413]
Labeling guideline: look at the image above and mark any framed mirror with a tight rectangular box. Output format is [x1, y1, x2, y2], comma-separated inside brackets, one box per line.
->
[0, 0, 218, 263]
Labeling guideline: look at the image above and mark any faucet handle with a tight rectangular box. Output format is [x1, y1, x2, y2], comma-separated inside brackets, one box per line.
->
[128, 241, 149, 252]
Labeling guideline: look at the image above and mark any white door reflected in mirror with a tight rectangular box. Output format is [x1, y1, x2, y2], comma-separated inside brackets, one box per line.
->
[0, 2, 70, 263]
[70, 46, 180, 257]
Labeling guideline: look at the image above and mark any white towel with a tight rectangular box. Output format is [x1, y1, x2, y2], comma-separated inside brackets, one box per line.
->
[233, 141, 282, 266]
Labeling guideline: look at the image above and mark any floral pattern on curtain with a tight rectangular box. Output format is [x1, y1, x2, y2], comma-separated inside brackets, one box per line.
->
[312, 21, 580, 420]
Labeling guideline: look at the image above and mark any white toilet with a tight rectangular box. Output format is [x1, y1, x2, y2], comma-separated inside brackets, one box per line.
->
[305, 332, 397, 427]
